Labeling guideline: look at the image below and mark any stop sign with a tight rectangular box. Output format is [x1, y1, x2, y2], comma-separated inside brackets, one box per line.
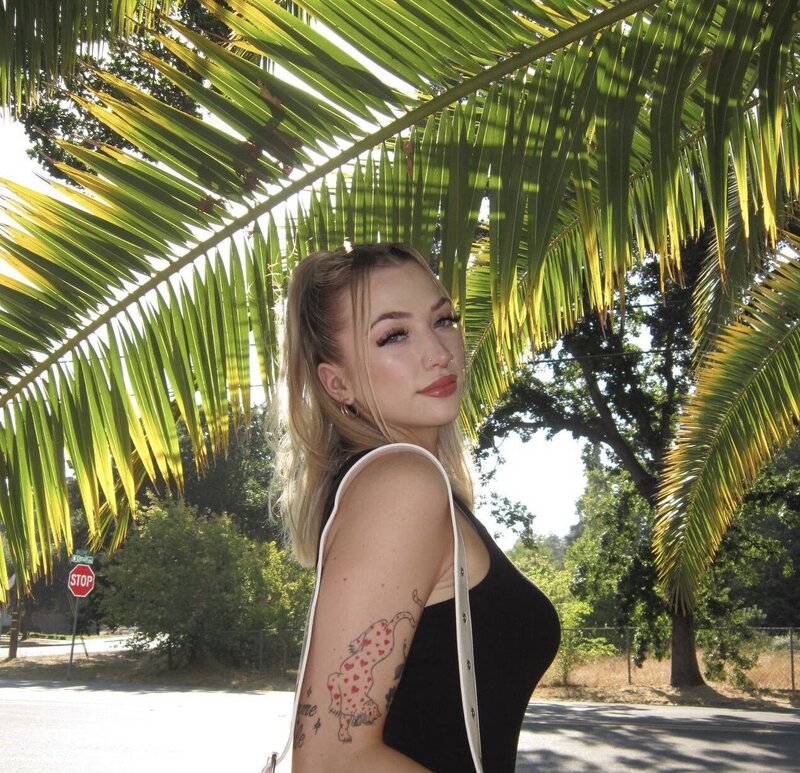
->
[68, 564, 95, 598]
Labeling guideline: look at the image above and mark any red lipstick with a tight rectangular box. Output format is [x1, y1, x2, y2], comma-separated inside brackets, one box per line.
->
[419, 374, 458, 397]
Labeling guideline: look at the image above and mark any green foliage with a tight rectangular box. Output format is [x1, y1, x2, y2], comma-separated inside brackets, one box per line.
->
[508, 540, 616, 686]
[100, 497, 312, 668]
[15, 410, 282, 639]
[696, 606, 765, 689]
[715, 436, 800, 628]
[11, 479, 107, 639]
[17, 1, 224, 183]
[477, 249, 700, 503]
[180, 406, 280, 542]
[22, 503, 102, 637]
[691, 435, 800, 686]
[483, 493, 538, 550]
[567, 459, 670, 664]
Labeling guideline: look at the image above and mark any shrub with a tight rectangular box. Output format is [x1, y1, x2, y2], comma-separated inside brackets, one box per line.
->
[101, 497, 312, 668]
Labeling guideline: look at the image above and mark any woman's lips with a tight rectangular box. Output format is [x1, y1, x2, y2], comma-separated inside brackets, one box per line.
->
[418, 374, 458, 397]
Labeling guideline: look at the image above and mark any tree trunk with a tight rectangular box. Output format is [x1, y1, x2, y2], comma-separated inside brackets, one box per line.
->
[670, 610, 704, 687]
[20, 595, 34, 640]
[6, 587, 20, 660]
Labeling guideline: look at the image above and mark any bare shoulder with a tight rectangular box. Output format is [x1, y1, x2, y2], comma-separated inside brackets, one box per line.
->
[340, 448, 450, 523]
[347, 446, 450, 501]
[323, 447, 452, 559]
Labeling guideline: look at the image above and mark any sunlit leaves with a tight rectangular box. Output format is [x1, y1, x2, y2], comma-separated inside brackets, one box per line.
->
[0, 0, 797, 606]
[655, 259, 800, 613]
[0, 0, 172, 110]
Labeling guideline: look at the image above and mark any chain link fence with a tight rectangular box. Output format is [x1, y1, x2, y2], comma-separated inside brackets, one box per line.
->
[539, 626, 797, 690]
[207, 628, 303, 673]
[163, 625, 797, 692]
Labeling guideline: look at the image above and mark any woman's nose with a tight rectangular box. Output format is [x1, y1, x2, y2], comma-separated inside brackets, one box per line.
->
[425, 349, 453, 367]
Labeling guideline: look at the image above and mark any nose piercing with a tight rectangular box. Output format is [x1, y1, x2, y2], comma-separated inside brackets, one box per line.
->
[428, 353, 453, 365]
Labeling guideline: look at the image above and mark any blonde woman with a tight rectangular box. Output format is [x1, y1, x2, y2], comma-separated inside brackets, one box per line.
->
[275, 243, 559, 772]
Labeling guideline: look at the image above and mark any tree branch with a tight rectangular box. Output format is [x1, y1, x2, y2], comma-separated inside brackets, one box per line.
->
[576, 356, 658, 505]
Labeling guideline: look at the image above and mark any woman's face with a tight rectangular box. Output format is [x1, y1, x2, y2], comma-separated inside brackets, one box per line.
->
[319, 261, 465, 452]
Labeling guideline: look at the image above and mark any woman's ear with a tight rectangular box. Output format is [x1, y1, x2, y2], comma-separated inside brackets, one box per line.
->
[317, 362, 353, 405]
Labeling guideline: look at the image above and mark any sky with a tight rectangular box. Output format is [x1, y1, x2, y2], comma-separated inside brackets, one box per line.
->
[1, 118, 44, 190]
[0, 115, 587, 544]
[474, 431, 585, 545]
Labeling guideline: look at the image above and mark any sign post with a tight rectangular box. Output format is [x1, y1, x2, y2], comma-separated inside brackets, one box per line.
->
[66, 560, 95, 679]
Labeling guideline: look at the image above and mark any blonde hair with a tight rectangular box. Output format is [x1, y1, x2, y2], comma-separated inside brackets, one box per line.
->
[273, 243, 473, 566]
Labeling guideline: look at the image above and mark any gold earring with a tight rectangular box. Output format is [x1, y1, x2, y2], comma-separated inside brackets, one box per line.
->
[340, 401, 352, 417]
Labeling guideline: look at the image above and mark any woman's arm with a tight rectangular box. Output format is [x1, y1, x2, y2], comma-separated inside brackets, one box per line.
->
[292, 451, 453, 773]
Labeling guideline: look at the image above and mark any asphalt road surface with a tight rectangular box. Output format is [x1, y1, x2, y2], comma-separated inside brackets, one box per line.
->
[0, 635, 132, 659]
[517, 701, 800, 772]
[1, 682, 798, 772]
[0, 680, 291, 772]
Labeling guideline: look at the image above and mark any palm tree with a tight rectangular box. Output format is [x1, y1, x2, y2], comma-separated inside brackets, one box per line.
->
[1, 1, 798, 683]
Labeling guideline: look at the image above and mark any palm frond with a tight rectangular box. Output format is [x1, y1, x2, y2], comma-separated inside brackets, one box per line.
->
[0, 0, 176, 110]
[0, 0, 797, 600]
[654, 256, 800, 613]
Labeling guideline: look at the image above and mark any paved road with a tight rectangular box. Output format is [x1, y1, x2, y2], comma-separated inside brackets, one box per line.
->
[0, 682, 798, 772]
[0, 680, 292, 772]
[0, 635, 131, 659]
[517, 701, 800, 772]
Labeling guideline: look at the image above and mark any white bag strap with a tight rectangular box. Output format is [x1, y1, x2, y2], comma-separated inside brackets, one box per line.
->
[264, 442, 483, 772]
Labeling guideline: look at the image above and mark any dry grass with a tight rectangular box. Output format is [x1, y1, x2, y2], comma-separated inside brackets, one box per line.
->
[535, 684, 799, 711]
[2, 649, 797, 710]
[0, 650, 296, 692]
[743, 650, 796, 690]
[536, 652, 799, 711]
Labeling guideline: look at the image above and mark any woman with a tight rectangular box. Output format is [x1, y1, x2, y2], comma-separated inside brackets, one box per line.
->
[275, 243, 560, 772]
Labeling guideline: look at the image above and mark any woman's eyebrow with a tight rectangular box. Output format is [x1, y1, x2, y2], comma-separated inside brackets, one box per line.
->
[370, 310, 410, 329]
[369, 297, 450, 330]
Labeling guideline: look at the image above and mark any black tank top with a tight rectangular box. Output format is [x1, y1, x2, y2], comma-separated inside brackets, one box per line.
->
[321, 453, 561, 772]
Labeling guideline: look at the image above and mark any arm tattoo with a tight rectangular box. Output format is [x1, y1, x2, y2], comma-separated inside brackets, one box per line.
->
[295, 689, 320, 747]
[298, 700, 319, 718]
[293, 718, 306, 749]
[327, 611, 416, 743]
[386, 638, 410, 712]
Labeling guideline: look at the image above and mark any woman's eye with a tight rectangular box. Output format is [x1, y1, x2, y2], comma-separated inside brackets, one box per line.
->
[435, 313, 461, 329]
[377, 328, 407, 346]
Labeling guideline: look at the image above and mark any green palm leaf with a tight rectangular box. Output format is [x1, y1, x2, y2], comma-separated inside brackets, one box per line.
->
[0, 0, 175, 110]
[654, 256, 800, 612]
[0, 0, 797, 601]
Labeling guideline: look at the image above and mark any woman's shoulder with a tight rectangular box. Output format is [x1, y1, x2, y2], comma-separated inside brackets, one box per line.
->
[323, 444, 453, 553]
[340, 443, 450, 502]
